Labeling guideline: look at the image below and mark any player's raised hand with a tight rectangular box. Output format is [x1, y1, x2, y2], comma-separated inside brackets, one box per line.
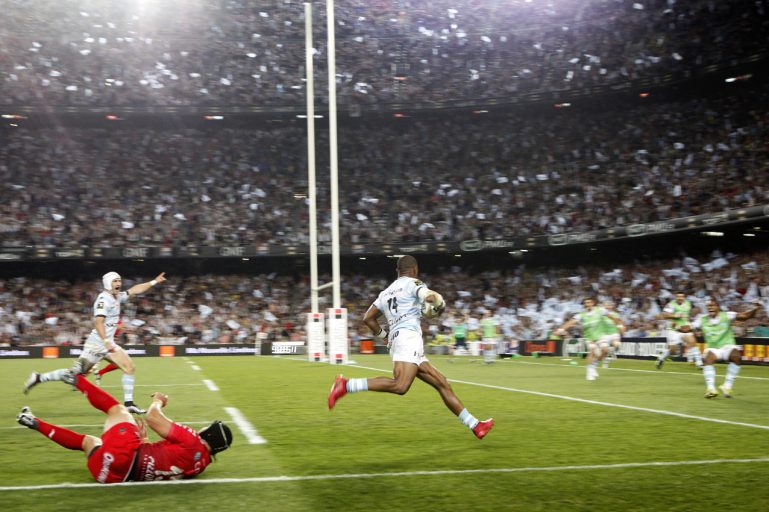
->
[150, 392, 168, 407]
[153, 272, 167, 284]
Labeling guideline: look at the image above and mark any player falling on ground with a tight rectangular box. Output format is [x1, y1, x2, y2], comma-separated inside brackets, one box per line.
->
[17, 374, 232, 483]
[656, 291, 702, 370]
[693, 298, 761, 399]
[555, 297, 623, 381]
[327, 255, 494, 439]
[24, 271, 166, 414]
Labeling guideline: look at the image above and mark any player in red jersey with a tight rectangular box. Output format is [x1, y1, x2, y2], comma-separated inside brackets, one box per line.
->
[16, 373, 232, 483]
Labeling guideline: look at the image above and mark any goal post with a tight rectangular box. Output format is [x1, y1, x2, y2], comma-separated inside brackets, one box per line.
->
[327, 307, 349, 365]
[307, 312, 326, 362]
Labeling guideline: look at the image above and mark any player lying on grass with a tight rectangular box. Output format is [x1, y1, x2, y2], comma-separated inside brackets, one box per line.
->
[328, 255, 494, 439]
[17, 374, 232, 483]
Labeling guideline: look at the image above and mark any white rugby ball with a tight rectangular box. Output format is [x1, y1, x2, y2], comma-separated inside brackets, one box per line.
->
[421, 300, 443, 319]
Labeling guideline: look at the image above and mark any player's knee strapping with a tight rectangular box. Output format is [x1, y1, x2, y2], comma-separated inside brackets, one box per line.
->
[71, 357, 96, 376]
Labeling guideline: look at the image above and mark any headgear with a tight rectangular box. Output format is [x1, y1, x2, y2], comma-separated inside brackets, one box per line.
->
[102, 271, 121, 291]
[199, 421, 233, 455]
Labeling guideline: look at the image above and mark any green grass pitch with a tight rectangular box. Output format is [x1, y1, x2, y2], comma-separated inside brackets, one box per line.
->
[1, 354, 768, 511]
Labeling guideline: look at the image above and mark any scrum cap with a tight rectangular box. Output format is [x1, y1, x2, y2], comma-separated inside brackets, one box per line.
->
[199, 421, 233, 455]
[102, 271, 121, 291]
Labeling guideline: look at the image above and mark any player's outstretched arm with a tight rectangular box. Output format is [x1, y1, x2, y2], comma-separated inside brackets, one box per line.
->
[128, 272, 167, 297]
[736, 304, 762, 321]
[146, 392, 173, 438]
[554, 318, 577, 337]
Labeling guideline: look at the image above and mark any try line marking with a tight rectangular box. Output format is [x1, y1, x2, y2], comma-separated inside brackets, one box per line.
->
[202, 379, 219, 391]
[340, 362, 769, 431]
[2, 457, 768, 491]
[225, 407, 266, 445]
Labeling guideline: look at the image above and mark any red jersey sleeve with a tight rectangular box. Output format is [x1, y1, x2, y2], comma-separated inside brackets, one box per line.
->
[133, 423, 211, 481]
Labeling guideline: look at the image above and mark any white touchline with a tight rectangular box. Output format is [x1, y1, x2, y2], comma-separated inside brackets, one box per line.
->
[2, 421, 214, 430]
[455, 378, 769, 431]
[190, 365, 201, 371]
[203, 379, 219, 391]
[225, 407, 266, 445]
[2, 457, 768, 491]
[98, 383, 205, 389]
[509, 359, 769, 381]
[347, 363, 769, 431]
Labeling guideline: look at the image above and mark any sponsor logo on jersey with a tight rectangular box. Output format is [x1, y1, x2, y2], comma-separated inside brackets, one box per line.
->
[98, 452, 115, 483]
[141, 455, 157, 481]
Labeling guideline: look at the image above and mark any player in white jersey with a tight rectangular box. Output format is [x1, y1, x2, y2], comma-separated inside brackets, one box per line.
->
[327, 255, 494, 439]
[23, 271, 166, 414]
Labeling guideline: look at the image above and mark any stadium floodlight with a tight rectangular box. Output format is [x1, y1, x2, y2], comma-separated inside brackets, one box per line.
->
[725, 74, 753, 83]
[701, 231, 724, 237]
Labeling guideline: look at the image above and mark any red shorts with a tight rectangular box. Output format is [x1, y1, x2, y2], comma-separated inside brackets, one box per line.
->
[86, 422, 142, 483]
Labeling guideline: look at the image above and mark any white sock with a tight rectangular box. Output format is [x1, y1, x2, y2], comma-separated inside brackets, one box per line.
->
[724, 362, 741, 388]
[122, 373, 135, 403]
[40, 369, 69, 382]
[346, 378, 368, 393]
[688, 346, 703, 365]
[659, 348, 670, 361]
[458, 408, 479, 429]
[703, 365, 716, 388]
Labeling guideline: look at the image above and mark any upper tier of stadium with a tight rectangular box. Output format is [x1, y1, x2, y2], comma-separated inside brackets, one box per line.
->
[1, 0, 766, 110]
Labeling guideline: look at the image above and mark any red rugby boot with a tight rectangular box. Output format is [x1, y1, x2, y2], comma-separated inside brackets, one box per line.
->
[328, 375, 348, 410]
[472, 418, 494, 439]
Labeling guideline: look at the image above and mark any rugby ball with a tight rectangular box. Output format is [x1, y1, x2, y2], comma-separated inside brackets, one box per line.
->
[421, 300, 444, 319]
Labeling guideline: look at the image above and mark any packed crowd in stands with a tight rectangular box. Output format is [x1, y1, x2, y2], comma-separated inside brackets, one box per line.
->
[2, 249, 768, 348]
[2, 2, 768, 352]
[2, 82, 768, 248]
[1, 0, 766, 107]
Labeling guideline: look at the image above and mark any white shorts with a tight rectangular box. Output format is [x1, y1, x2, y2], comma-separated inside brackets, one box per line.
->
[704, 345, 741, 362]
[590, 335, 615, 349]
[389, 329, 428, 366]
[81, 333, 112, 365]
[666, 330, 688, 346]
